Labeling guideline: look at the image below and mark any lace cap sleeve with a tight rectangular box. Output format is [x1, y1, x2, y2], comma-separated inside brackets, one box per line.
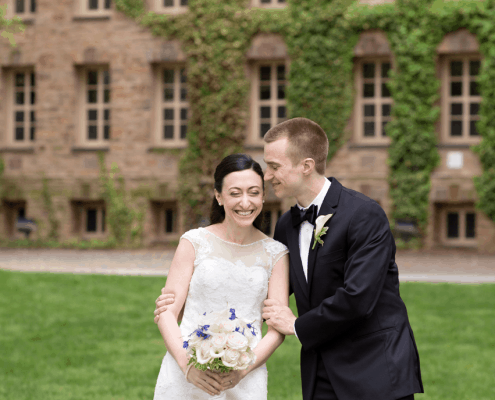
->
[263, 239, 289, 272]
[180, 228, 211, 266]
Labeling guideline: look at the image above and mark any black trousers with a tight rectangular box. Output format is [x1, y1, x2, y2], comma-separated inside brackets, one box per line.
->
[312, 354, 415, 400]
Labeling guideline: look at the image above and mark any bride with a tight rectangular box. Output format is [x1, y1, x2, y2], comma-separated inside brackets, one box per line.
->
[153, 153, 289, 399]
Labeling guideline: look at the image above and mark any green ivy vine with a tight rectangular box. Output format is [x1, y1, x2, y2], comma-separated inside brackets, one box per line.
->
[98, 152, 144, 246]
[41, 177, 60, 240]
[115, 0, 495, 243]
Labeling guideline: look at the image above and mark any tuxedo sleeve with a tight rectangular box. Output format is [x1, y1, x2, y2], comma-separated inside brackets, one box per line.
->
[294, 200, 394, 351]
[273, 216, 293, 297]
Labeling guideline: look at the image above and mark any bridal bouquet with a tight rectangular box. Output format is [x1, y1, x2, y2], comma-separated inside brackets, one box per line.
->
[183, 308, 258, 373]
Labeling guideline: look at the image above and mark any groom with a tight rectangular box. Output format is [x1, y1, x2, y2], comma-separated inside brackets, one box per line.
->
[154, 118, 423, 400]
[259, 118, 423, 400]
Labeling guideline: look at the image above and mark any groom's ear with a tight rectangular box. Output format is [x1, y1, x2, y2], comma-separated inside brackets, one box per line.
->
[301, 158, 316, 176]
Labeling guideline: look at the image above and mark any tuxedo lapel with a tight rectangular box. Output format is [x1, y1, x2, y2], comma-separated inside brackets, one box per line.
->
[307, 178, 341, 289]
[287, 219, 309, 299]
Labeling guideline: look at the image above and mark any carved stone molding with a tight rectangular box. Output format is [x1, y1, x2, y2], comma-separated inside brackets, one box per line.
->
[437, 29, 479, 54]
[246, 34, 288, 60]
[146, 41, 186, 63]
[354, 31, 392, 57]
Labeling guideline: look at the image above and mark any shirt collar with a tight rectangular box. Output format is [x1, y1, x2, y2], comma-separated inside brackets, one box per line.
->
[297, 178, 331, 213]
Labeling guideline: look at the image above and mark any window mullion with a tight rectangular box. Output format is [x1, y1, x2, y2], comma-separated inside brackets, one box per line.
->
[175, 66, 180, 143]
[377, 64, 382, 137]
[271, 63, 277, 129]
[97, 69, 104, 143]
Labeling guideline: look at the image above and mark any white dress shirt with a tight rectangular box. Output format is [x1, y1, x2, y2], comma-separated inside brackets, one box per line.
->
[293, 178, 331, 339]
[297, 178, 331, 281]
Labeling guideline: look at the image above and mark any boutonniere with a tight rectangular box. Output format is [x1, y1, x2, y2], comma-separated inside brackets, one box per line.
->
[312, 214, 334, 250]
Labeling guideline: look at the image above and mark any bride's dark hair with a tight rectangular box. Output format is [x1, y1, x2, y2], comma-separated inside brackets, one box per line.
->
[210, 154, 266, 231]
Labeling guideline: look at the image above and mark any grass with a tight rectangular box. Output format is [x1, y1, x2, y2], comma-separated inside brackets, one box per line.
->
[1, 270, 494, 400]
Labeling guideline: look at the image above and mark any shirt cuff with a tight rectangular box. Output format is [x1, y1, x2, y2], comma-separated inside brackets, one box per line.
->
[293, 321, 299, 340]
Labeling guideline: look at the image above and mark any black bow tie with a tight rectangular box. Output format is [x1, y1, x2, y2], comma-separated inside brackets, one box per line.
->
[291, 204, 318, 227]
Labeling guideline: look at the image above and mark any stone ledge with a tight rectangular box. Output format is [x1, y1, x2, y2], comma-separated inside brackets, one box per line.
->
[73, 15, 111, 22]
[71, 146, 109, 152]
[0, 147, 35, 153]
[348, 144, 390, 149]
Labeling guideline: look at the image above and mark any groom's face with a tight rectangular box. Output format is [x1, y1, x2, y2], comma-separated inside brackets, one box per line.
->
[263, 137, 304, 199]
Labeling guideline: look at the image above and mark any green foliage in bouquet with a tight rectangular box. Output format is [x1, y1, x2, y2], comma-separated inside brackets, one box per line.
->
[187, 348, 232, 374]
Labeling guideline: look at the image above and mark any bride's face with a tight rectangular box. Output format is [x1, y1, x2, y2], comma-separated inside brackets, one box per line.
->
[215, 169, 264, 229]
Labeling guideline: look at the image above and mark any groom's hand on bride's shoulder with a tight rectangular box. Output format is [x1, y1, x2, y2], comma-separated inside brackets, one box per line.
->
[262, 299, 296, 336]
[153, 288, 175, 324]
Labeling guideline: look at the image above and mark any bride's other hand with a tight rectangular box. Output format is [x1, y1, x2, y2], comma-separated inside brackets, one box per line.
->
[153, 289, 175, 324]
[186, 366, 224, 396]
[216, 370, 248, 390]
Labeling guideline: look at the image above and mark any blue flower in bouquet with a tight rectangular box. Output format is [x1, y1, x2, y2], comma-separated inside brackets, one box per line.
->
[229, 308, 236, 320]
[183, 341, 189, 349]
[192, 328, 211, 340]
[235, 326, 245, 335]
[246, 323, 256, 336]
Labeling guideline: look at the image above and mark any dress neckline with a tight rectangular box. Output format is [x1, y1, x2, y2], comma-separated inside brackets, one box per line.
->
[200, 227, 269, 247]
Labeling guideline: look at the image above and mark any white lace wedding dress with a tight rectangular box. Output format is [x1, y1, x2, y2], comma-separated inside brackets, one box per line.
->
[153, 227, 289, 400]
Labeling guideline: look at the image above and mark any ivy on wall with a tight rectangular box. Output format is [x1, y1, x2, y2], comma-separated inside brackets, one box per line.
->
[98, 152, 144, 246]
[114, 0, 494, 243]
[0, 4, 25, 46]
[41, 177, 60, 240]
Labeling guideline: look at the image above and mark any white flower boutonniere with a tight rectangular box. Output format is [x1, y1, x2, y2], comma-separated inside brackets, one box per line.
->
[312, 214, 334, 250]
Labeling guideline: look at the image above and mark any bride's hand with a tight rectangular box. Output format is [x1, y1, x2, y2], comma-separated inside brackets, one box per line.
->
[217, 369, 248, 390]
[186, 366, 224, 396]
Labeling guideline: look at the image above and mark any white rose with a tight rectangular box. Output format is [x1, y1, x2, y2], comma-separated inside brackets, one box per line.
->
[196, 340, 213, 364]
[226, 332, 248, 351]
[221, 348, 240, 368]
[210, 333, 227, 348]
[219, 321, 236, 332]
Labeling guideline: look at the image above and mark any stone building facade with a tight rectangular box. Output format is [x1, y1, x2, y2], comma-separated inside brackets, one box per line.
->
[1, 0, 494, 251]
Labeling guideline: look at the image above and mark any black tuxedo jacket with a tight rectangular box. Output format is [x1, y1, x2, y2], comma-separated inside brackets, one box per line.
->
[273, 178, 423, 400]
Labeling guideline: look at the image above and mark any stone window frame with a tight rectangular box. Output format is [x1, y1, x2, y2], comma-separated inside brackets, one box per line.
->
[440, 55, 482, 144]
[72, 200, 107, 238]
[151, 200, 179, 238]
[75, 0, 112, 18]
[249, 60, 288, 144]
[151, 0, 189, 14]
[153, 64, 189, 148]
[251, 0, 287, 9]
[440, 205, 477, 247]
[5, 0, 36, 21]
[76, 65, 111, 147]
[2, 199, 27, 239]
[3, 67, 36, 147]
[354, 57, 393, 145]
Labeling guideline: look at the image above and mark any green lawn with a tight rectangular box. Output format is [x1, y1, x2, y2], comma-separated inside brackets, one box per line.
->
[1, 270, 494, 400]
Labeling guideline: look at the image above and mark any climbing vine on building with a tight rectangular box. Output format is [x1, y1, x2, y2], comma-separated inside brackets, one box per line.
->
[115, 0, 495, 244]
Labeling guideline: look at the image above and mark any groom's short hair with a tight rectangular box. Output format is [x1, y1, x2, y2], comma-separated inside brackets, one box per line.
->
[264, 117, 329, 175]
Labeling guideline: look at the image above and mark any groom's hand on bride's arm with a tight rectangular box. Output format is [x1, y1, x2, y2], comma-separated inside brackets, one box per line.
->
[153, 288, 175, 324]
[262, 299, 296, 336]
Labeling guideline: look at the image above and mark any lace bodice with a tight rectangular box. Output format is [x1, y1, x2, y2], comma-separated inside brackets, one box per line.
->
[179, 227, 289, 346]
